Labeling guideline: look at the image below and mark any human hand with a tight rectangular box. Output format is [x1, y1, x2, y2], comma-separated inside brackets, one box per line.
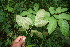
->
[11, 36, 26, 47]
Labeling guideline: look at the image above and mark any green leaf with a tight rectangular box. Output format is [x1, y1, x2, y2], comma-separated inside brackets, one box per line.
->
[61, 8, 68, 12]
[53, 13, 70, 20]
[58, 19, 69, 36]
[44, 12, 50, 20]
[20, 11, 29, 16]
[35, 19, 48, 27]
[53, 15, 59, 19]
[55, 7, 68, 13]
[18, 27, 24, 31]
[49, 7, 55, 14]
[35, 9, 49, 27]
[56, 7, 62, 13]
[47, 17, 57, 34]
[34, 3, 39, 12]
[27, 14, 35, 25]
[27, 8, 34, 14]
[5, 6, 13, 12]
[46, 12, 50, 17]
[14, 24, 19, 29]
[26, 45, 35, 47]
[16, 15, 32, 30]
[36, 9, 47, 18]
[31, 30, 43, 38]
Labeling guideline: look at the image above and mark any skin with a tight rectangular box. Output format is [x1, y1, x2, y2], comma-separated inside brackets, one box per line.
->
[11, 36, 26, 47]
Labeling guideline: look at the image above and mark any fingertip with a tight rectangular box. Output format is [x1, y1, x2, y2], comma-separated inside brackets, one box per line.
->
[22, 36, 26, 39]
[23, 37, 26, 40]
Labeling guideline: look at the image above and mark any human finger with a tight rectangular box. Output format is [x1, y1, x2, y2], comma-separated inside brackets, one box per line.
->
[19, 36, 26, 45]
[14, 36, 24, 42]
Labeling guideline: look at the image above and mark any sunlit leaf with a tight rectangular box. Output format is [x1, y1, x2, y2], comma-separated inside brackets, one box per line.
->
[35, 19, 48, 27]
[35, 9, 49, 27]
[36, 9, 47, 18]
[16, 15, 32, 30]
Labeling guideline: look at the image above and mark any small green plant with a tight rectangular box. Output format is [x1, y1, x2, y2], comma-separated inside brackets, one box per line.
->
[16, 3, 70, 37]
[16, 3, 70, 39]
[0, 0, 70, 47]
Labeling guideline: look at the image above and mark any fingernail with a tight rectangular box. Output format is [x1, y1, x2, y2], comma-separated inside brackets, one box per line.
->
[23, 37, 26, 42]
[23, 37, 26, 40]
